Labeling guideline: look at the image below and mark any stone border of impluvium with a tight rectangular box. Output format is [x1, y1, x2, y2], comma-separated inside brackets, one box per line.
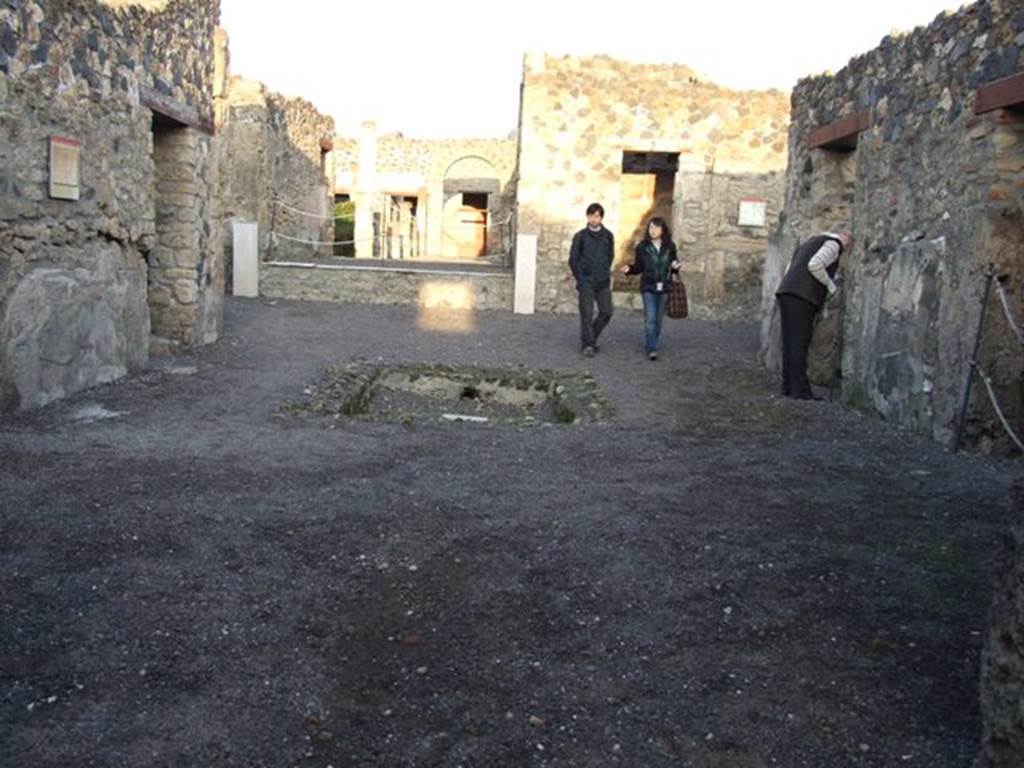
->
[281, 361, 615, 426]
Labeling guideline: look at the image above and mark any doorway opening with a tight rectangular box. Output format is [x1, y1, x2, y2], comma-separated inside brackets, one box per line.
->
[617, 151, 679, 289]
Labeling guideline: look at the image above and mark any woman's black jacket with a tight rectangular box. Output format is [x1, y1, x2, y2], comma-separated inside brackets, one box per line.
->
[625, 240, 680, 293]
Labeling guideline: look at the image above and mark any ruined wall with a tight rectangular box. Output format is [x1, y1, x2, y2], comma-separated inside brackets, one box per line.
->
[979, 482, 1024, 768]
[515, 53, 789, 317]
[333, 131, 517, 261]
[215, 61, 335, 266]
[261, 262, 513, 312]
[0, 0, 222, 412]
[761, 0, 1024, 448]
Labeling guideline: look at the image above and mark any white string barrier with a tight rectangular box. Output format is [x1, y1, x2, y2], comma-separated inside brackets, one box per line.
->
[272, 232, 380, 247]
[994, 278, 1024, 349]
[271, 225, 512, 249]
[976, 362, 1024, 452]
[272, 199, 354, 221]
[273, 199, 513, 231]
[274, 198, 417, 222]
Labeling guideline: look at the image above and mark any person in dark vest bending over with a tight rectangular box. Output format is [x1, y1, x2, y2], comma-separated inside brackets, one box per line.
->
[775, 227, 852, 400]
[569, 202, 615, 357]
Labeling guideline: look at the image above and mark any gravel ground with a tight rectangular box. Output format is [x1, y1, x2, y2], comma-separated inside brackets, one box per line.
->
[0, 296, 1018, 768]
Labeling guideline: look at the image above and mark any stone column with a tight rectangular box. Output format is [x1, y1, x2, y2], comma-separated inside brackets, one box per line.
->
[425, 180, 445, 259]
[388, 198, 401, 260]
[150, 126, 202, 352]
[416, 186, 429, 259]
[354, 120, 377, 259]
[399, 200, 413, 259]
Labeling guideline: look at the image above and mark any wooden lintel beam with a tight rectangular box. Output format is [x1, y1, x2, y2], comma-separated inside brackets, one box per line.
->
[807, 110, 870, 150]
[140, 86, 214, 135]
[975, 71, 1024, 115]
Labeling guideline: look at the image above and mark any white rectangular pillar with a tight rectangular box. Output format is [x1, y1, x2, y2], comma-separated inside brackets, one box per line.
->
[232, 221, 259, 297]
[514, 233, 537, 315]
[355, 121, 378, 259]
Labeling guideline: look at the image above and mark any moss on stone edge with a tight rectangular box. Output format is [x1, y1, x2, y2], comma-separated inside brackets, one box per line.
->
[282, 362, 615, 426]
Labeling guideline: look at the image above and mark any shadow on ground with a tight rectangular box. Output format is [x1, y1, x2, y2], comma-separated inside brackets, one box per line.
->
[0, 297, 1017, 767]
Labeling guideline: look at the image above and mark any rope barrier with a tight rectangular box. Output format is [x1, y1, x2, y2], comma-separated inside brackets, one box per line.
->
[269, 196, 513, 266]
[272, 199, 354, 221]
[976, 362, 1024, 452]
[274, 197, 513, 230]
[956, 265, 1024, 453]
[271, 231, 378, 247]
[994, 277, 1024, 349]
[271, 213, 512, 243]
[485, 213, 514, 231]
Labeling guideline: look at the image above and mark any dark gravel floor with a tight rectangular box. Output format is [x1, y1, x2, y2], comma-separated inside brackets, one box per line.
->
[0, 296, 1018, 768]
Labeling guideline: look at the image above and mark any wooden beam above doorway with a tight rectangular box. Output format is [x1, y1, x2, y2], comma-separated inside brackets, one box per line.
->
[975, 72, 1024, 115]
[140, 86, 214, 135]
[807, 110, 870, 151]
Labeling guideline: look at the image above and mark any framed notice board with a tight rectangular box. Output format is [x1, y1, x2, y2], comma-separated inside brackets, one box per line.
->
[49, 136, 81, 201]
[738, 198, 767, 227]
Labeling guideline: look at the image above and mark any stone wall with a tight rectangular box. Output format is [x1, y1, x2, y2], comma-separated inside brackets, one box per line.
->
[215, 37, 336, 267]
[515, 53, 789, 318]
[979, 481, 1024, 767]
[261, 262, 513, 312]
[333, 129, 517, 262]
[760, 0, 1024, 448]
[0, 0, 222, 411]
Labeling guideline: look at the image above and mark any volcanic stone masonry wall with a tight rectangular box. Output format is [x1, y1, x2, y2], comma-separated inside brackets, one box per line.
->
[514, 53, 790, 318]
[760, 0, 1024, 451]
[215, 30, 336, 266]
[0, 0, 222, 412]
[979, 482, 1024, 768]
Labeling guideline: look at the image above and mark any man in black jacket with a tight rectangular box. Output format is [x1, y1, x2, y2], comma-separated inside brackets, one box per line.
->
[775, 228, 852, 399]
[569, 203, 615, 357]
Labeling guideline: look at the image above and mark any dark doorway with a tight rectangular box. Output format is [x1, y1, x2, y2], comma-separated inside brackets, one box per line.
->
[618, 151, 679, 285]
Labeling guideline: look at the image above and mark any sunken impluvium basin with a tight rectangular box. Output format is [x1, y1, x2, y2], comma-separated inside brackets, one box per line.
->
[284, 363, 614, 426]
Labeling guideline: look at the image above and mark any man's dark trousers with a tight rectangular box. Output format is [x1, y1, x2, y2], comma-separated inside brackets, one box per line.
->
[579, 281, 613, 350]
[777, 294, 818, 398]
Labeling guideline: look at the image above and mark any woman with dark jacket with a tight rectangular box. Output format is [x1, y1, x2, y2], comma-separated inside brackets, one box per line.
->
[620, 216, 681, 360]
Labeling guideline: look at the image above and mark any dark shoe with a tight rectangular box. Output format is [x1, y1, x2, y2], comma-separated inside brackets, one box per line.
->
[792, 392, 822, 401]
[592, 345, 600, 354]
[582, 346, 596, 358]
[648, 351, 658, 361]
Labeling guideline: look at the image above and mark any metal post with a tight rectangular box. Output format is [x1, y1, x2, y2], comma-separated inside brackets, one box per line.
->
[954, 264, 997, 451]
[266, 199, 277, 262]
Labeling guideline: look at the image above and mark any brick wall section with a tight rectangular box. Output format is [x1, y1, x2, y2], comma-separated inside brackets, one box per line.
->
[0, 0, 222, 411]
[515, 53, 789, 318]
[761, 0, 1024, 449]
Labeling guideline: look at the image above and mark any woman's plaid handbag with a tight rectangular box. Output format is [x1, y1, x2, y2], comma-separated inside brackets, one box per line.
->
[666, 275, 688, 319]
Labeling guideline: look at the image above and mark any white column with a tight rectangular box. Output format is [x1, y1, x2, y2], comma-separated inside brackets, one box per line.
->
[232, 221, 259, 297]
[355, 120, 377, 259]
[514, 234, 537, 315]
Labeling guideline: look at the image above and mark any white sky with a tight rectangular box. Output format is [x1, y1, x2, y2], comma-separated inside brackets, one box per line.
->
[220, 0, 960, 139]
